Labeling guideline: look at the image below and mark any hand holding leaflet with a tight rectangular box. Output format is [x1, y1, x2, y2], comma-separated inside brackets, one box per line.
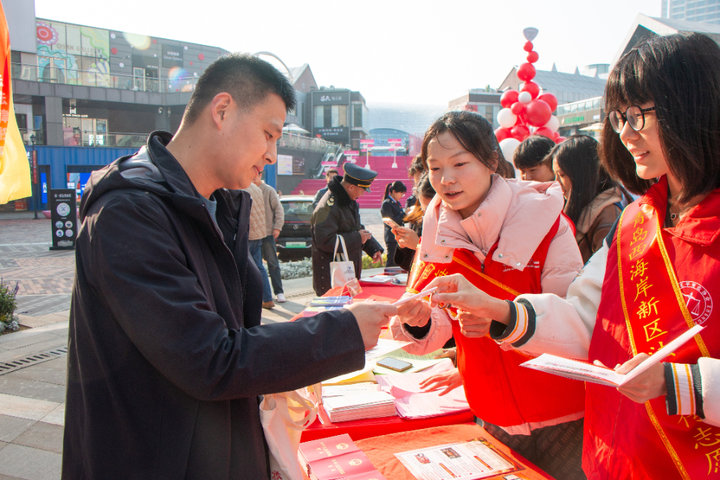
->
[393, 287, 437, 306]
[521, 324, 704, 387]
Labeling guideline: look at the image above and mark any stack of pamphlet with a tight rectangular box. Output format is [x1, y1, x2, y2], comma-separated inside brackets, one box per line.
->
[322, 383, 397, 423]
[298, 434, 387, 480]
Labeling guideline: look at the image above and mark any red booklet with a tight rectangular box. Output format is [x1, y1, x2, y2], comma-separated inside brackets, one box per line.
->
[298, 434, 386, 480]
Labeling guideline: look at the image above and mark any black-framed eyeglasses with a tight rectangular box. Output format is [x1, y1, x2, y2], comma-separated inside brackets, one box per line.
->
[608, 106, 656, 133]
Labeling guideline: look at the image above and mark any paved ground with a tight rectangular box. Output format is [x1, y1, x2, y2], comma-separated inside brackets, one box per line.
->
[0, 210, 386, 480]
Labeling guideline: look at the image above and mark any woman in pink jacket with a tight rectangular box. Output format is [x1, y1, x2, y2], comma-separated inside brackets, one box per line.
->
[391, 110, 586, 478]
[423, 33, 720, 479]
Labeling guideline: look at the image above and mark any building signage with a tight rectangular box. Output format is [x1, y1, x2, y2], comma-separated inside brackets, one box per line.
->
[316, 127, 348, 142]
[49, 189, 77, 250]
[162, 44, 184, 68]
[315, 92, 350, 104]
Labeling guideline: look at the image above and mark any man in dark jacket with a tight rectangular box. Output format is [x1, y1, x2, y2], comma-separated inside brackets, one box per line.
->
[62, 54, 396, 480]
[311, 163, 384, 296]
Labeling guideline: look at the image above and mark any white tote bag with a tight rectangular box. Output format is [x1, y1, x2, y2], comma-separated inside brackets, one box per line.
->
[330, 235, 356, 289]
[260, 384, 321, 480]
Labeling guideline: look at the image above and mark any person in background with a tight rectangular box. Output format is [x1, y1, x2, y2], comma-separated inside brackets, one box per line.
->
[256, 176, 287, 303]
[245, 178, 275, 309]
[392, 173, 435, 271]
[513, 135, 556, 182]
[405, 154, 425, 209]
[423, 33, 720, 479]
[62, 53, 396, 479]
[311, 163, 384, 296]
[380, 180, 407, 267]
[390, 110, 586, 479]
[549, 135, 630, 263]
[312, 168, 338, 208]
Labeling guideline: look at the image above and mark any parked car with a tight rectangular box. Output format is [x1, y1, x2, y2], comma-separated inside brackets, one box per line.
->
[276, 195, 314, 261]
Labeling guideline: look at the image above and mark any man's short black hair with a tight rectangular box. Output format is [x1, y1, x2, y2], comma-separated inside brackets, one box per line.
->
[183, 54, 296, 124]
[513, 135, 555, 170]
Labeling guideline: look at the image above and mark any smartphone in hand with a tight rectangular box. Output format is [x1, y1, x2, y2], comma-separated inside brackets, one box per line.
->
[382, 217, 400, 229]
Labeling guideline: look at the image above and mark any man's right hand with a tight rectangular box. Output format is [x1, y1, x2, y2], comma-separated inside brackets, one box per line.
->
[345, 302, 397, 350]
[359, 230, 372, 244]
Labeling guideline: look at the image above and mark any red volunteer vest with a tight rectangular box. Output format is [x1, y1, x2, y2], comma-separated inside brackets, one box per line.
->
[586, 184, 720, 479]
[408, 218, 586, 428]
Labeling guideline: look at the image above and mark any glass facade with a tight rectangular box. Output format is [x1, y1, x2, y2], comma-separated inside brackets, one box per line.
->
[662, 0, 720, 24]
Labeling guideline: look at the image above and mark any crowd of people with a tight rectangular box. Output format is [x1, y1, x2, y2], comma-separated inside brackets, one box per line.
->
[62, 32, 720, 479]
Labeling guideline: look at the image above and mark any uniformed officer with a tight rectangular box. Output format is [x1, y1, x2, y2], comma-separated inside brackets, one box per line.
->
[311, 163, 384, 296]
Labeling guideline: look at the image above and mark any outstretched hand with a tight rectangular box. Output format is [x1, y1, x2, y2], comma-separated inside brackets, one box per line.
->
[426, 274, 511, 326]
[346, 301, 397, 350]
[419, 369, 463, 396]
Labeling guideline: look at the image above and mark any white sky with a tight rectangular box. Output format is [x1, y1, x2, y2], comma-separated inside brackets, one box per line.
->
[33, 0, 660, 108]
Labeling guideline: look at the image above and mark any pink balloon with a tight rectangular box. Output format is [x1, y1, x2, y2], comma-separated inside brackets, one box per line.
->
[537, 93, 558, 112]
[524, 41, 533, 52]
[511, 124, 530, 141]
[526, 100, 552, 127]
[510, 102, 526, 116]
[526, 51, 539, 63]
[535, 127, 555, 139]
[521, 81, 540, 99]
[500, 90, 519, 108]
[495, 127, 512, 142]
[517, 63, 536, 82]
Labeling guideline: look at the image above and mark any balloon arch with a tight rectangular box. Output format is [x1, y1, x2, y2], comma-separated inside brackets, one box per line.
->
[495, 28, 566, 162]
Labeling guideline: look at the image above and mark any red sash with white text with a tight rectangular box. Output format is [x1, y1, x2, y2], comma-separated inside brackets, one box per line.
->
[585, 200, 720, 479]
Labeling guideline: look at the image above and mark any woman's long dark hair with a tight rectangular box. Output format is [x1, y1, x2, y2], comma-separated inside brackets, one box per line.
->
[383, 180, 407, 200]
[601, 33, 720, 202]
[552, 135, 615, 225]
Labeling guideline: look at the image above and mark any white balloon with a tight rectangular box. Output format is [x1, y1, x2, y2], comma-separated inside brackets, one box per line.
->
[518, 91, 532, 104]
[499, 138, 521, 164]
[544, 116, 560, 133]
[497, 108, 517, 129]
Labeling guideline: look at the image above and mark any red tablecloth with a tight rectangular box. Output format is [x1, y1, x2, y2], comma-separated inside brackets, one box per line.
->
[355, 423, 554, 480]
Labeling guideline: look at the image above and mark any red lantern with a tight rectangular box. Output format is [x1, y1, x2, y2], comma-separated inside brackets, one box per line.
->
[521, 81, 540, 99]
[495, 127, 512, 142]
[526, 51, 539, 63]
[510, 101, 526, 116]
[511, 124, 530, 141]
[535, 126, 555, 139]
[500, 90, 519, 108]
[517, 63, 536, 82]
[537, 93, 558, 112]
[526, 100, 552, 127]
[523, 41, 533, 52]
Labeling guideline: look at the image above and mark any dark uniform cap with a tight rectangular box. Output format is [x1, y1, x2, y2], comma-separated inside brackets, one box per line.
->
[343, 163, 378, 192]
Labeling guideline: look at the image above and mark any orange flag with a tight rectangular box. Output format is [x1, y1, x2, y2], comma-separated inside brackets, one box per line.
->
[0, 2, 31, 204]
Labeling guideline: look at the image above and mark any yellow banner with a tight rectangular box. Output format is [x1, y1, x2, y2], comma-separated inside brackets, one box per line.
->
[0, 3, 31, 204]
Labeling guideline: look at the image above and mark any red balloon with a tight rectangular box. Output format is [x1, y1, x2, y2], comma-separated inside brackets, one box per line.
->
[523, 41, 533, 52]
[510, 102, 526, 116]
[495, 127, 511, 142]
[556, 136, 567, 143]
[537, 93, 558, 112]
[517, 63, 536, 82]
[535, 127, 555, 139]
[526, 51, 539, 63]
[511, 124, 530, 141]
[500, 90, 519, 108]
[526, 100, 552, 127]
[521, 81, 540, 99]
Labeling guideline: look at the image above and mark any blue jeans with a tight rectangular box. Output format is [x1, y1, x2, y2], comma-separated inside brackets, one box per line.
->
[261, 235, 283, 295]
[249, 239, 273, 303]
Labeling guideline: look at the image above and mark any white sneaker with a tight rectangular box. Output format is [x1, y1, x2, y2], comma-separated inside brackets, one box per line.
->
[276, 293, 287, 303]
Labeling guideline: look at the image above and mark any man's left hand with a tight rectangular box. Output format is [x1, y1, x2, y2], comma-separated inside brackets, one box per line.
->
[372, 251, 382, 263]
[272, 229, 280, 239]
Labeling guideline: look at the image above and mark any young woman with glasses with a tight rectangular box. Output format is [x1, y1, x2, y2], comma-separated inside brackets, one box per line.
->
[420, 33, 720, 479]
